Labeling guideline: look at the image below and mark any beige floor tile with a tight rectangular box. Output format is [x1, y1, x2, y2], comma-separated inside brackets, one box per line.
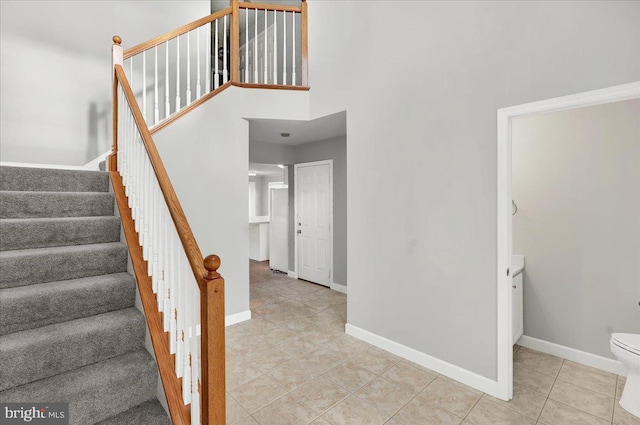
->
[243, 345, 292, 373]
[464, 397, 534, 425]
[400, 359, 439, 376]
[300, 346, 349, 375]
[353, 377, 415, 417]
[252, 394, 319, 425]
[613, 402, 640, 425]
[416, 377, 481, 417]
[323, 395, 390, 425]
[392, 394, 463, 425]
[278, 335, 322, 359]
[616, 376, 626, 401]
[229, 374, 288, 414]
[309, 418, 332, 425]
[538, 399, 611, 425]
[483, 384, 547, 420]
[514, 348, 563, 378]
[235, 416, 259, 425]
[351, 347, 401, 374]
[227, 394, 250, 424]
[324, 359, 378, 392]
[549, 379, 614, 420]
[322, 335, 369, 358]
[290, 376, 351, 414]
[382, 362, 437, 394]
[437, 375, 483, 396]
[229, 333, 273, 354]
[267, 359, 322, 391]
[513, 364, 556, 396]
[227, 359, 264, 390]
[384, 418, 404, 425]
[557, 361, 617, 397]
[261, 326, 301, 345]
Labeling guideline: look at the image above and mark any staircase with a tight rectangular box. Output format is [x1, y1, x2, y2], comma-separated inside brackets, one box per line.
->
[0, 166, 171, 425]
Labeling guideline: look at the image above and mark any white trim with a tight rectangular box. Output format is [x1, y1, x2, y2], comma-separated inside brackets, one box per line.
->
[287, 270, 298, 279]
[0, 161, 86, 170]
[496, 81, 640, 401]
[346, 324, 499, 396]
[225, 310, 252, 327]
[518, 335, 626, 376]
[83, 150, 112, 170]
[294, 159, 334, 286]
[330, 282, 347, 294]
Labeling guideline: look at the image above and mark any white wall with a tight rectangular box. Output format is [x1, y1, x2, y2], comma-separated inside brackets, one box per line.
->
[153, 87, 309, 318]
[513, 99, 640, 359]
[0, 1, 209, 166]
[306, 1, 640, 381]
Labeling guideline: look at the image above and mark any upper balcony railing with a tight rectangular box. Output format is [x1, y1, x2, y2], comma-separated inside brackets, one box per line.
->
[109, 1, 308, 424]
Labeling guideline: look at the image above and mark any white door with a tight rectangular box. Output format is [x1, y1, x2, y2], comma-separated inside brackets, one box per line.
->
[296, 161, 332, 286]
[270, 188, 289, 273]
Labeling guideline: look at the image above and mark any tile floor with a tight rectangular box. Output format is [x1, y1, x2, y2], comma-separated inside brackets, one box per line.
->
[225, 260, 638, 425]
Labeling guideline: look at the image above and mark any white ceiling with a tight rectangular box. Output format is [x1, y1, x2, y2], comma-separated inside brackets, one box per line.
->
[249, 111, 346, 146]
[249, 163, 285, 176]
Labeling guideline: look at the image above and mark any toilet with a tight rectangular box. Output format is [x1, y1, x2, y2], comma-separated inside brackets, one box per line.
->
[611, 333, 640, 418]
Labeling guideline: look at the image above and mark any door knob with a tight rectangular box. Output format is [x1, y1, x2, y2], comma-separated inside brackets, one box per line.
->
[297, 230, 302, 234]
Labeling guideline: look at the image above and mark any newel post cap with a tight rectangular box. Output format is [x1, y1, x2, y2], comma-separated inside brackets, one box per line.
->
[204, 255, 221, 280]
[112, 35, 122, 45]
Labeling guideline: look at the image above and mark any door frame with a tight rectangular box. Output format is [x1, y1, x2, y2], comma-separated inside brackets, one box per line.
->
[293, 159, 334, 286]
[495, 81, 640, 401]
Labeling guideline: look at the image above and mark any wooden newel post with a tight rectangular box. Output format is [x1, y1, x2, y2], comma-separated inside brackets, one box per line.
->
[230, 0, 240, 83]
[110, 36, 124, 172]
[301, 0, 308, 87]
[200, 254, 226, 425]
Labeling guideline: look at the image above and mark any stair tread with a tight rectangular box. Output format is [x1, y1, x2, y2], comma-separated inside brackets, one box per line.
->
[0, 272, 136, 335]
[0, 190, 114, 218]
[0, 242, 128, 289]
[0, 166, 109, 192]
[0, 308, 145, 391]
[95, 400, 171, 425]
[0, 349, 158, 425]
[0, 216, 121, 251]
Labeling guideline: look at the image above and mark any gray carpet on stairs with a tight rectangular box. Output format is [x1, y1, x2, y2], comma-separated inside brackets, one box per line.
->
[0, 273, 136, 335]
[0, 166, 109, 192]
[0, 191, 115, 218]
[0, 216, 121, 250]
[0, 166, 170, 424]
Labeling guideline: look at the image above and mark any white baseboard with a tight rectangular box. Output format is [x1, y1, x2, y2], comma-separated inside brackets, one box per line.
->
[517, 335, 626, 376]
[0, 161, 86, 170]
[288, 270, 298, 279]
[345, 324, 499, 396]
[225, 310, 252, 327]
[331, 282, 348, 294]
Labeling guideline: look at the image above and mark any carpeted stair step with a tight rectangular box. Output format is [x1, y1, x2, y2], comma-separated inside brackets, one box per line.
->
[95, 400, 171, 425]
[0, 349, 158, 425]
[0, 166, 109, 192]
[0, 242, 128, 289]
[0, 191, 114, 219]
[0, 216, 121, 251]
[0, 308, 146, 391]
[0, 273, 136, 336]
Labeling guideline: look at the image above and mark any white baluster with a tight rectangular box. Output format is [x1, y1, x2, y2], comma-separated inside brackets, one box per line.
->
[264, 9, 268, 84]
[196, 27, 201, 98]
[214, 19, 219, 89]
[292, 12, 296, 85]
[223, 15, 228, 83]
[205, 23, 211, 93]
[254, 9, 258, 83]
[186, 31, 192, 104]
[182, 280, 192, 405]
[165, 42, 170, 118]
[142, 50, 147, 122]
[273, 10, 277, 84]
[245, 7, 249, 83]
[154, 46, 159, 124]
[175, 256, 183, 376]
[176, 36, 181, 111]
[283, 11, 287, 85]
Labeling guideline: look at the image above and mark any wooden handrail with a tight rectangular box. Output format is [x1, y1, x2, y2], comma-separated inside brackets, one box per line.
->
[114, 64, 206, 283]
[238, 2, 302, 13]
[123, 7, 232, 59]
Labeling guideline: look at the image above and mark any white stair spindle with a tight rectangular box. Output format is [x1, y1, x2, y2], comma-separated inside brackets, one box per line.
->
[176, 36, 181, 111]
[186, 31, 191, 104]
[223, 15, 228, 83]
[142, 50, 147, 122]
[214, 19, 219, 89]
[154, 46, 159, 124]
[292, 12, 296, 85]
[263, 9, 268, 84]
[165, 42, 170, 118]
[196, 27, 202, 98]
[273, 10, 277, 84]
[283, 11, 287, 85]
[205, 23, 211, 93]
[254, 10, 258, 83]
[244, 7, 249, 83]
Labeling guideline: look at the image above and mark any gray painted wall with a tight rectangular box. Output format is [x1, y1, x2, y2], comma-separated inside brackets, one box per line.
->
[513, 99, 640, 359]
[306, 1, 640, 380]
